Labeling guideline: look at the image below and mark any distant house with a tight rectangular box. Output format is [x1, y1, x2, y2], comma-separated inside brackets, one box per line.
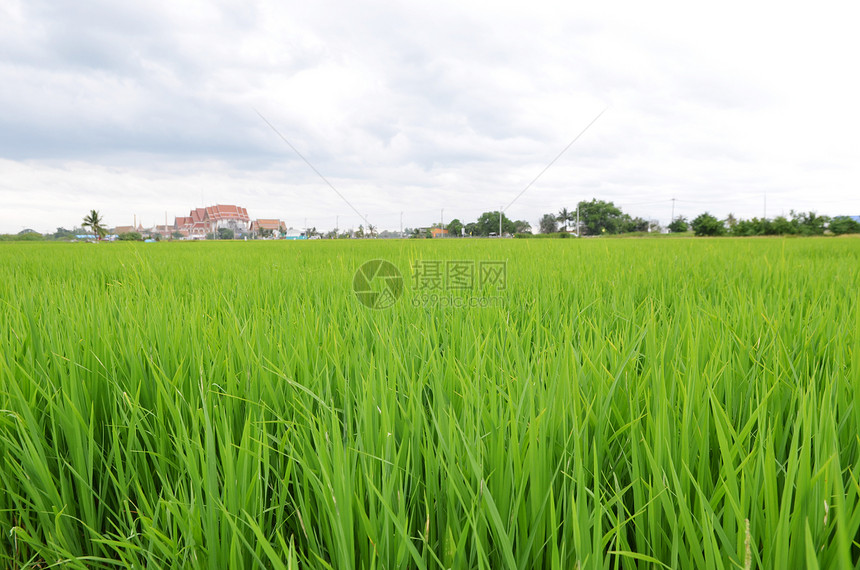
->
[172, 215, 200, 238]
[251, 219, 286, 236]
[174, 205, 250, 238]
[152, 224, 173, 237]
[430, 228, 449, 238]
[112, 225, 142, 235]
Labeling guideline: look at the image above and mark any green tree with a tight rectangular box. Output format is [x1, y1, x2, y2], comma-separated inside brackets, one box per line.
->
[3, 230, 44, 241]
[82, 210, 107, 241]
[513, 220, 532, 234]
[218, 227, 234, 240]
[668, 217, 688, 233]
[829, 216, 860, 235]
[730, 219, 752, 236]
[539, 214, 558, 234]
[725, 213, 737, 231]
[475, 211, 516, 236]
[731, 217, 773, 236]
[691, 213, 725, 236]
[118, 231, 143, 241]
[771, 216, 794, 235]
[556, 208, 572, 232]
[790, 211, 828, 236]
[446, 219, 463, 237]
[620, 215, 649, 233]
[52, 227, 75, 240]
[576, 199, 624, 235]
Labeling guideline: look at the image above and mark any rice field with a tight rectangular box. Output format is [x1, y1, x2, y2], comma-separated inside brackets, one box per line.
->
[1, 237, 859, 569]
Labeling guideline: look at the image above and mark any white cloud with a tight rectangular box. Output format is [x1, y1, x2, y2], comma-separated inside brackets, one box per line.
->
[2, 0, 860, 234]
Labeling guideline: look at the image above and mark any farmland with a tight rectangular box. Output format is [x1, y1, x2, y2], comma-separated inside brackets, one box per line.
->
[1, 238, 859, 569]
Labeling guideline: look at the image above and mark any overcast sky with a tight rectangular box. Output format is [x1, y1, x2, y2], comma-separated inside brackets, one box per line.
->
[2, 0, 859, 233]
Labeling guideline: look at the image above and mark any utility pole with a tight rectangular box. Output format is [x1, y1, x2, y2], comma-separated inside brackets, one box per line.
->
[336, 215, 339, 237]
[400, 211, 403, 237]
[671, 198, 675, 223]
[499, 206, 503, 237]
[576, 205, 580, 237]
[441, 209, 444, 237]
[764, 192, 767, 219]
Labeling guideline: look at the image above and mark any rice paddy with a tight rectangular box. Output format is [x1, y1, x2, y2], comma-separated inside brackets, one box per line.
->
[1, 237, 859, 569]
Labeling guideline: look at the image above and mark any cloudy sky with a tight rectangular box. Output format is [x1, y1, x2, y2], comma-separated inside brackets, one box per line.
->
[2, 0, 859, 234]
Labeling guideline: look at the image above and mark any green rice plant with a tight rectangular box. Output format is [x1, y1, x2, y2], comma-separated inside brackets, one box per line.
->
[0, 237, 858, 568]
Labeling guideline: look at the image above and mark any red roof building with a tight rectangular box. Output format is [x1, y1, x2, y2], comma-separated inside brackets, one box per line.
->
[251, 219, 286, 233]
[174, 205, 250, 237]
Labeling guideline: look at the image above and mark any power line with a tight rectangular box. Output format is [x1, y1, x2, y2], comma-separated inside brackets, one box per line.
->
[502, 107, 608, 213]
[255, 109, 370, 228]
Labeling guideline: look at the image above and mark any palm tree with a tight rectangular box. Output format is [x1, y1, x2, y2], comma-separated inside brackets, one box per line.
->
[82, 210, 107, 241]
[725, 213, 737, 230]
[557, 208, 571, 232]
[367, 224, 377, 238]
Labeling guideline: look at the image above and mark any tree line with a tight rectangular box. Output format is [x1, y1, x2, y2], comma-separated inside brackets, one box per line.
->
[408, 211, 532, 238]
[4, 204, 858, 242]
[531, 199, 859, 237]
[538, 199, 654, 236]
[673, 211, 860, 236]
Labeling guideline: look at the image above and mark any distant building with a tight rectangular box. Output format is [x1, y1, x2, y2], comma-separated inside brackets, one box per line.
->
[283, 229, 307, 240]
[174, 205, 250, 237]
[430, 227, 449, 238]
[251, 219, 286, 235]
[112, 225, 142, 235]
[173, 213, 203, 238]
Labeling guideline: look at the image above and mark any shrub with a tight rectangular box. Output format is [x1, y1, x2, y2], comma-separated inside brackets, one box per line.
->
[668, 217, 688, 233]
[829, 216, 860, 235]
[691, 213, 725, 236]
